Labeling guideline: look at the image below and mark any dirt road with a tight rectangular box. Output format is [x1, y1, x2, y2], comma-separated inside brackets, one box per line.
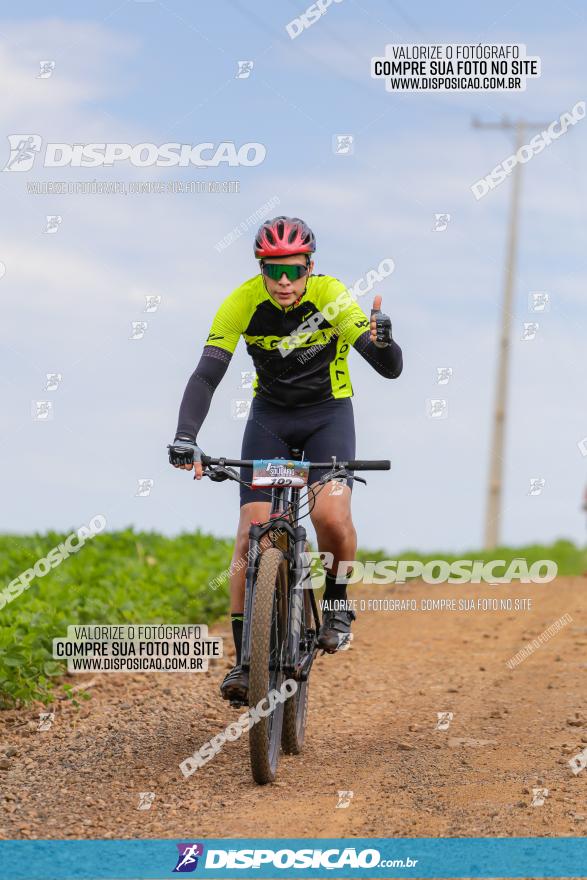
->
[1, 577, 587, 839]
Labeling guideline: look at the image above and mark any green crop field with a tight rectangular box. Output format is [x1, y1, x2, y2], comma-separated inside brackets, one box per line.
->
[356, 540, 587, 575]
[0, 530, 584, 707]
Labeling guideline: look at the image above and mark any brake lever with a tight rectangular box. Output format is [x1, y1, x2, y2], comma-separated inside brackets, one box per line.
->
[321, 468, 367, 487]
[203, 465, 237, 483]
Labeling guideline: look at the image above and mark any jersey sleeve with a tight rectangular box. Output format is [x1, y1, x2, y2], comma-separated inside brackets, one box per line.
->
[204, 285, 251, 354]
[319, 277, 370, 345]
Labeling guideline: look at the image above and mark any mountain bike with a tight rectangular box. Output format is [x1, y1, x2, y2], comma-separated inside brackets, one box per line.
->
[199, 450, 390, 785]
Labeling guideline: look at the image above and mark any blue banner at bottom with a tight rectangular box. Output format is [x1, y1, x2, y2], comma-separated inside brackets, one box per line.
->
[1, 838, 586, 879]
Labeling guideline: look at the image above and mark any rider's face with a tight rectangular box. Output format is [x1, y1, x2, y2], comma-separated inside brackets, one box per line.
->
[261, 255, 314, 308]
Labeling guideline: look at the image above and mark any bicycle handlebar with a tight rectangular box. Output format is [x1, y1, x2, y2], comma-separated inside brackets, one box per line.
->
[200, 455, 390, 471]
[335, 460, 390, 471]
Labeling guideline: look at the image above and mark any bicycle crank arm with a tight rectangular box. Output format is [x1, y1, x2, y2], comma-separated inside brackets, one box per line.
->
[293, 648, 317, 681]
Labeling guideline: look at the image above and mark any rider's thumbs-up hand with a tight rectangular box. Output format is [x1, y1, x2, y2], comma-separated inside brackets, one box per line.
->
[370, 295, 392, 348]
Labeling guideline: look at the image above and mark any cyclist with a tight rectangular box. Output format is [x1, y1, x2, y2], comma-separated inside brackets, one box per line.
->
[169, 216, 402, 702]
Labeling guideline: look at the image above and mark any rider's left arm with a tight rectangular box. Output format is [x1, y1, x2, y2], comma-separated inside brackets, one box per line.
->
[352, 331, 403, 378]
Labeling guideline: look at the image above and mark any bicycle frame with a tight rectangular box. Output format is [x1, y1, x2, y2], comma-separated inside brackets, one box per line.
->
[165, 444, 392, 781]
[173, 450, 390, 688]
[240, 483, 320, 683]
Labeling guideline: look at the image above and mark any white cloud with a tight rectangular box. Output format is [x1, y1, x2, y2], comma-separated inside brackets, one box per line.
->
[0, 19, 137, 124]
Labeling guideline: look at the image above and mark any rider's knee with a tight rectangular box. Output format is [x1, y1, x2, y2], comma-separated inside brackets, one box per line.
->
[234, 523, 250, 553]
[314, 509, 355, 544]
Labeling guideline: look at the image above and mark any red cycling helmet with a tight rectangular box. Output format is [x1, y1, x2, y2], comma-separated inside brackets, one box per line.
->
[254, 216, 316, 259]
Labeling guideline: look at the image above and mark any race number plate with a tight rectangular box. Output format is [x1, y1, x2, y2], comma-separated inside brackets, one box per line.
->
[251, 459, 310, 488]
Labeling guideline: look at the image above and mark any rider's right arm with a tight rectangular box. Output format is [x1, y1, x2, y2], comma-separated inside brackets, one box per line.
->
[175, 346, 232, 441]
[174, 286, 251, 441]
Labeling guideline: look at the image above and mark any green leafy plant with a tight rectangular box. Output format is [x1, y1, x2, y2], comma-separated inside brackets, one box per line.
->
[0, 527, 233, 706]
[0, 529, 584, 707]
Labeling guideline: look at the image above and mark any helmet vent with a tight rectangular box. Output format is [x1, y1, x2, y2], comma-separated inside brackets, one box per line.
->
[254, 216, 316, 258]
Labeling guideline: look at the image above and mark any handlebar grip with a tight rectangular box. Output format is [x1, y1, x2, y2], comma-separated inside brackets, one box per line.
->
[345, 460, 390, 471]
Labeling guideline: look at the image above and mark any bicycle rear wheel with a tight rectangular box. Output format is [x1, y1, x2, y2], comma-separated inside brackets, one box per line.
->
[248, 547, 287, 784]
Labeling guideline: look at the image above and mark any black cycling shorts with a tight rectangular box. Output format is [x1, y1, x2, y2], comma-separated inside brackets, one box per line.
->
[239, 396, 355, 507]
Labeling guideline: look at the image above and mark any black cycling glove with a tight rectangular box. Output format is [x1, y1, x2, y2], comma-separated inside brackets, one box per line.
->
[168, 435, 202, 468]
[370, 307, 393, 348]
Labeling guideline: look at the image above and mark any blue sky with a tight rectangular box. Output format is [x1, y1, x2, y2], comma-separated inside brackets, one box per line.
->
[1, 0, 586, 553]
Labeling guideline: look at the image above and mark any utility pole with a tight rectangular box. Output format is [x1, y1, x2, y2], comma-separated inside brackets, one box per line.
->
[472, 117, 549, 550]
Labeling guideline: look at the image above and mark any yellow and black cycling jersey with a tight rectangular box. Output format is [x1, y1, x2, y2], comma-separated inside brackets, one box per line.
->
[204, 273, 371, 406]
[175, 272, 402, 441]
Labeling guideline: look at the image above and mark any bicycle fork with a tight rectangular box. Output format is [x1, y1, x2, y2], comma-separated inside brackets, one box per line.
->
[240, 520, 317, 683]
[240, 522, 263, 673]
[286, 524, 315, 682]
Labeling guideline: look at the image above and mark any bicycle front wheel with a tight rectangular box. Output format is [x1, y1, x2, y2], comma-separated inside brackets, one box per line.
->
[281, 586, 313, 754]
[248, 547, 287, 784]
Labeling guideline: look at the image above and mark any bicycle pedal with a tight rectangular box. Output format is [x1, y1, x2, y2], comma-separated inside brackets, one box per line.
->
[229, 698, 247, 709]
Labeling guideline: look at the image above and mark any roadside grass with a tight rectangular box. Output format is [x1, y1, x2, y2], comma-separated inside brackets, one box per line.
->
[357, 539, 587, 577]
[0, 528, 231, 707]
[0, 530, 584, 707]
